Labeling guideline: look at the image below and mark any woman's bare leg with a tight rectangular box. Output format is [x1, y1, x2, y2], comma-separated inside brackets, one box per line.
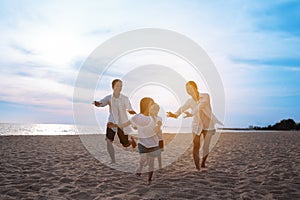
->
[202, 130, 213, 168]
[193, 133, 200, 170]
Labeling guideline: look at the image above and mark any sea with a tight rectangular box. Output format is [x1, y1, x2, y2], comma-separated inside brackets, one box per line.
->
[0, 123, 192, 136]
[0, 123, 277, 136]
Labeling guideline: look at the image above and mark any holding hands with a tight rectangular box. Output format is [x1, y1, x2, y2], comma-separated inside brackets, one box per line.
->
[107, 122, 118, 128]
[128, 110, 137, 115]
[93, 101, 102, 107]
[166, 111, 193, 119]
[166, 112, 179, 118]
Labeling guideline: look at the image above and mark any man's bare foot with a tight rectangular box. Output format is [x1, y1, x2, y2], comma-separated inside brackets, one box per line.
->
[123, 142, 131, 147]
[131, 137, 137, 148]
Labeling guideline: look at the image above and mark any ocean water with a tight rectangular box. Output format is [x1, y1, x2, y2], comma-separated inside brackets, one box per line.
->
[0, 123, 78, 136]
[0, 123, 269, 136]
[0, 123, 196, 136]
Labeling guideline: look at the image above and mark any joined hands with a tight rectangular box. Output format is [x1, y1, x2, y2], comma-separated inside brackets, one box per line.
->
[92, 101, 102, 107]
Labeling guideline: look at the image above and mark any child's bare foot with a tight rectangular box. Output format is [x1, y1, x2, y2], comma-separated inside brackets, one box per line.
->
[110, 160, 116, 164]
[135, 173, 141, 177]
[143, 159, 149, 167]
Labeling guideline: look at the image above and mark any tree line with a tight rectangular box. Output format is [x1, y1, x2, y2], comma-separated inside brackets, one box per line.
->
[252, 119, 300, 130]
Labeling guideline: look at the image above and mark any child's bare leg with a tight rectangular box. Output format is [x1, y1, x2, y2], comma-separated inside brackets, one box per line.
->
[158, 155, 162, 169]
[143, 156, 149, 167]
[147, 156, 155, 184]
[136, 154, 147, 176]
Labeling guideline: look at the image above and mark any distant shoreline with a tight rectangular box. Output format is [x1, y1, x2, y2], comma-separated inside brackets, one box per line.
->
[0, 122, 298, 131]
[1, 130, 299, 137]
[0, 123, 299, 136]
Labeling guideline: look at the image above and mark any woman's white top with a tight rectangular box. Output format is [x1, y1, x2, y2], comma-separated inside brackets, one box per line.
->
[175, 93, 222, 135]
[175, 97, 202, 134]
[130, 114, 159, 148]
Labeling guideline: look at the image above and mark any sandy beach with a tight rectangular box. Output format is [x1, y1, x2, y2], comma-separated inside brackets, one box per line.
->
[1, 131, 299, 199]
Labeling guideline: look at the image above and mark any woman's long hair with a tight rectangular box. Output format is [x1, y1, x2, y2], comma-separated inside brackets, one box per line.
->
[186, 81, 200, 101]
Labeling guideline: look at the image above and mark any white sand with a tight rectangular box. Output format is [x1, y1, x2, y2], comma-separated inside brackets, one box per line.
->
[0, 131, 299, 199]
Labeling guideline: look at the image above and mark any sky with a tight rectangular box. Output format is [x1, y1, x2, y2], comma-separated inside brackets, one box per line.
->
[0, 0, 300, 128]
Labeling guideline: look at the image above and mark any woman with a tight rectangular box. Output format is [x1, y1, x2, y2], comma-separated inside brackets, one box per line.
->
[167, 81, 218, 170]
[93, 79, 136, 164]
[108, 97, 160, 185]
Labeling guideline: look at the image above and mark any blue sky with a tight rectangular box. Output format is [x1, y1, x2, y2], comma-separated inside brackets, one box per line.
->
[0, 0, 299, 127]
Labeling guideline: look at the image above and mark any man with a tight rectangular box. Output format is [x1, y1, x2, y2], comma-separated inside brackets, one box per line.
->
[93, 79, 136, 163]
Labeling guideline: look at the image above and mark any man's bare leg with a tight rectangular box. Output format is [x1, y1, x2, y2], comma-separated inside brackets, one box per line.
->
[106, 138, 115, 163]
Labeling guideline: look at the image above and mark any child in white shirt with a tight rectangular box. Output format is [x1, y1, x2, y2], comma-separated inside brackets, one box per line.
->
[107, 97, 160, 184]
[149, 103, 164, 169]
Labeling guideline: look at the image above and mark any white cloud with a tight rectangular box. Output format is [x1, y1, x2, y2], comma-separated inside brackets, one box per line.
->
[0, 0, 299, 125]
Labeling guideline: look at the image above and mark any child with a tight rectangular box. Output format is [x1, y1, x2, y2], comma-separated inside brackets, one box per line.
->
[107, 97, 160, 185]
[149, 103, 164, 169]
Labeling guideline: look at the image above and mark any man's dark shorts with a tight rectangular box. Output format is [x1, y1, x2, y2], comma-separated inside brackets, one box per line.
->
[106, 127, 130, 147]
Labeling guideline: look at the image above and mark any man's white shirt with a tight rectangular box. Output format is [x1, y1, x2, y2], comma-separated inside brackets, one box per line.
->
[99, 94, 133, 134]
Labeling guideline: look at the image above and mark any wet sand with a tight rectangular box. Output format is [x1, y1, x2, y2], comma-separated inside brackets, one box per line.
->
[0, 131, 299, 199]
